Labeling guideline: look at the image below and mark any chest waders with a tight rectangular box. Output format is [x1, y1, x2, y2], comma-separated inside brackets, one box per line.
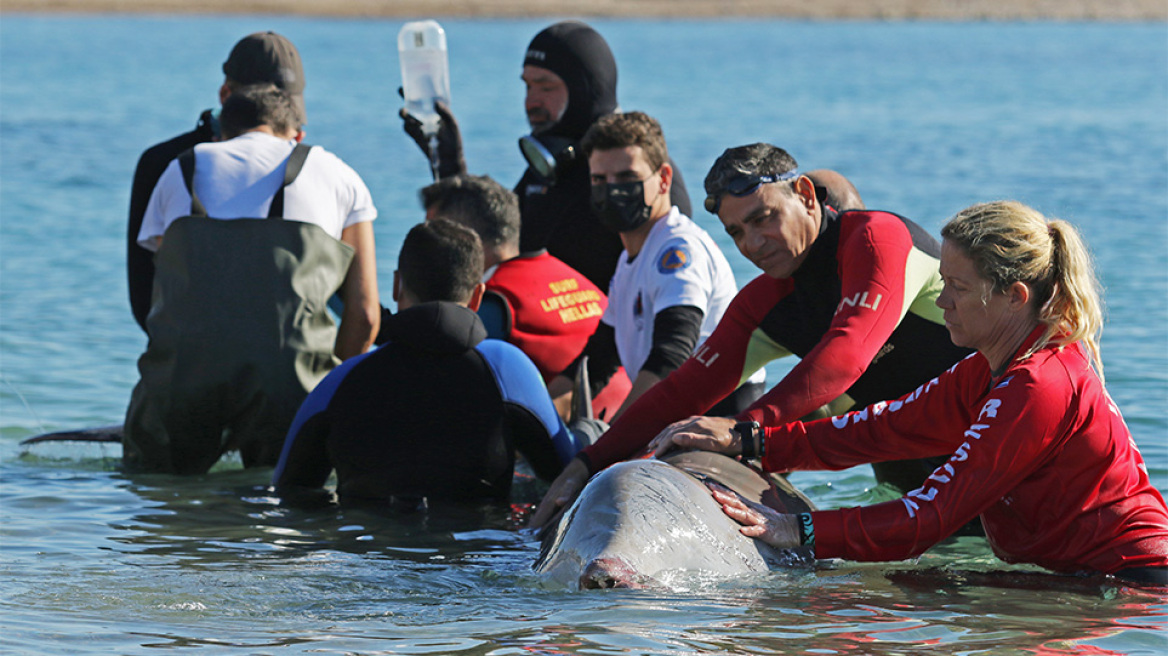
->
[124, 144, 355, 474]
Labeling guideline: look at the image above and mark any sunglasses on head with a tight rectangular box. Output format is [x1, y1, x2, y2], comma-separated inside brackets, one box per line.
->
[704, 169, 800, 214]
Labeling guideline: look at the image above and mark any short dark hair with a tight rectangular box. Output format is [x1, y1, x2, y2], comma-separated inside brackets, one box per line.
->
[581, 111, 669, 171]
[219, 83, 300, 140]
[398, 220, 483, 304]
[703, 143, 799, 199]
[420, 175, 520, 249]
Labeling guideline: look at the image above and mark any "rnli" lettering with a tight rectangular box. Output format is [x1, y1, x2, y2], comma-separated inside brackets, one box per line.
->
[694, 344, 720, 367]
[837, 291, 883, 314]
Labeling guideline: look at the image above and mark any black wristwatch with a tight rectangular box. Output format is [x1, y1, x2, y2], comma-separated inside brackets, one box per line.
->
[734, 420, 763, 460]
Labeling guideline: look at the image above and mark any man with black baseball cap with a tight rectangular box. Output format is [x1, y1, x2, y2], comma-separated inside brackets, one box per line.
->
[221, 31, 307, 127]
[126, 31, 307, 333]
[124, 82, 379, 475]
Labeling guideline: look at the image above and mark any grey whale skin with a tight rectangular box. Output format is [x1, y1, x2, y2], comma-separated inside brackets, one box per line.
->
[535, 450, 816, 589]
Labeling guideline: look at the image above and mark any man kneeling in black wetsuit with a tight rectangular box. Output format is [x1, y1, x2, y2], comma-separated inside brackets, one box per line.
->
[272, 220, 592, 511]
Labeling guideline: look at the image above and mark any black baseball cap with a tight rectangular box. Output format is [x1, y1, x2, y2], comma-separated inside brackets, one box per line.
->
[222, 32, 307, 125]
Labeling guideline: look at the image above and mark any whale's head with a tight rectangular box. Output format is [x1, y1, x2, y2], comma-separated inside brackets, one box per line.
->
[534, 453, 814, 590]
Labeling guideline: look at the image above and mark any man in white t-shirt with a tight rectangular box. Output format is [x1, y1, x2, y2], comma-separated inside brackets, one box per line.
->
[548, 111, 764, 423]
[125, 84, 380, 474]
[138, 85, 379, 360]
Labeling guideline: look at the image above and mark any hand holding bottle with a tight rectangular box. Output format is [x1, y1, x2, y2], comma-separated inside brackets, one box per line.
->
[399, 100, 466, 179]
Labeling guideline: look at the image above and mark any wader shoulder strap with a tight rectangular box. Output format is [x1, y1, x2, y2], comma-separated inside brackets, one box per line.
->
[176, 143, 313, 220]
[177, 148, 207, 217]
[267, 143, 313, 220]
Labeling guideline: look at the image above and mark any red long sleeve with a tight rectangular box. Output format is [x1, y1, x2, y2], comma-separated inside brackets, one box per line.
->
[765, 335, 1168, 574]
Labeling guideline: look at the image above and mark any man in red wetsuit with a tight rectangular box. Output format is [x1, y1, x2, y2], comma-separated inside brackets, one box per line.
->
[421, 174, 631, 419]
[531, 143, 971, 528]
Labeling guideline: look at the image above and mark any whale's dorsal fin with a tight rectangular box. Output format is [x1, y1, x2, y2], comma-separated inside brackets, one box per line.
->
[569, 354, 594, 423]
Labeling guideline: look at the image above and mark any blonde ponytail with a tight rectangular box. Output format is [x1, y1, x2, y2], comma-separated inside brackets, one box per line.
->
[1043, 219, 1105, 380]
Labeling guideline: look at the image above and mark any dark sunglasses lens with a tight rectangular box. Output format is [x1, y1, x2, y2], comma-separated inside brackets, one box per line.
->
[709, 173, 787, 213]
[726, 176, 761, 196]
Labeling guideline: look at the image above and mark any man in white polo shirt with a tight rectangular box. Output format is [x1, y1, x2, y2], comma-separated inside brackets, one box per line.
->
[547, 111, 764, 424]
[126, 84, 379, 474]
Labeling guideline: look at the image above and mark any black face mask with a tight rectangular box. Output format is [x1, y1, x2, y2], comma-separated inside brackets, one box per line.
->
[591, 180, 652, 233]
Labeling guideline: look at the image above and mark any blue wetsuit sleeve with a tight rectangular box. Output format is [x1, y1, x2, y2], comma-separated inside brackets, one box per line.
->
[271, 350, 373, 488]
[477, 291, 511, 341]
[476, 339, 582, 467]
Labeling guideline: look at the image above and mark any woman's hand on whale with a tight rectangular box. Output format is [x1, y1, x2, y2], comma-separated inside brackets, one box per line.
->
[707, 483, 800, 548]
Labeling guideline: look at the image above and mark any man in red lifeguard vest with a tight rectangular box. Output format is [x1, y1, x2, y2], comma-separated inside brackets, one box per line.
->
[420, 174, 632, 419]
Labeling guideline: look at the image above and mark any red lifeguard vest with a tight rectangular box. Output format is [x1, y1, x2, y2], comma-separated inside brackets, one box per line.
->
[485, 251, 631, 418]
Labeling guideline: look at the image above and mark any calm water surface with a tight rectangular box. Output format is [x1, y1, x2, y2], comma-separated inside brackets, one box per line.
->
[1, 16, 1166, 655]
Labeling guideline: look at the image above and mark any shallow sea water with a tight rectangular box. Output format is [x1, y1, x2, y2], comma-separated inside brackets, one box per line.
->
[1, 16, 1166, 655]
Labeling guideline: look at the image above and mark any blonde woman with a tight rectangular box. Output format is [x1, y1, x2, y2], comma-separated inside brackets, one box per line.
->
[657, 201, 1168, 585]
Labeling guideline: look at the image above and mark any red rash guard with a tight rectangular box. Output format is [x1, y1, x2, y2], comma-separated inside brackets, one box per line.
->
[582, 209, 970, 471]
[767, 329, 1168, 574]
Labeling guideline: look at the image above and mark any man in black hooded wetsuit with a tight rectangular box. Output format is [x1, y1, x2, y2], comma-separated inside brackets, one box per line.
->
[272, 220, 593, 509]
[402, 20, 691, 292]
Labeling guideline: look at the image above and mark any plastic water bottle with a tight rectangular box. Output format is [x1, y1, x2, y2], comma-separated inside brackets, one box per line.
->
[398, 20, 450, 139]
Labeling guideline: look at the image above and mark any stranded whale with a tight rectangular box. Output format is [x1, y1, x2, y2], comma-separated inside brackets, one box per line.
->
[535, 450, 816, 589]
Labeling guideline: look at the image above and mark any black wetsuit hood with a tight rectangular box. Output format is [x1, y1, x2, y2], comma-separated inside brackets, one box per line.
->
[381, 302, 486, 354]
[523, 21, 618, 140]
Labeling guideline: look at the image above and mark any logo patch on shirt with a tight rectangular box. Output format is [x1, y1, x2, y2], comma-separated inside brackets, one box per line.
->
[657, 245, 691, 273]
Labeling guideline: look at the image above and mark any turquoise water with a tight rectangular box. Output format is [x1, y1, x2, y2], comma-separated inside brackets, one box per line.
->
[1, 15, 1166, 654]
